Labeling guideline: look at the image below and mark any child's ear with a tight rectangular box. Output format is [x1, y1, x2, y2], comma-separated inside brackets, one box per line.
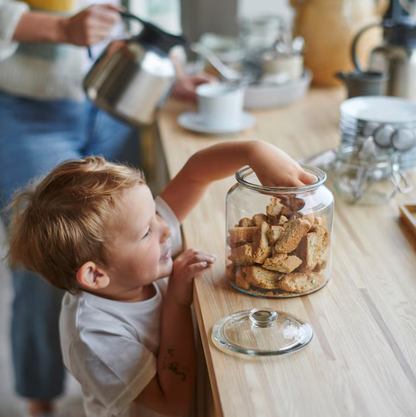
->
[76, 261, 110, 290]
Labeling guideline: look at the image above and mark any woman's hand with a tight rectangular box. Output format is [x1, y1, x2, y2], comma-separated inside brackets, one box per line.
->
[171, 73, 217, 102]
[167, 249, 217, 306]
[60, 4, 121, 46]
[248, 141, 316, 187]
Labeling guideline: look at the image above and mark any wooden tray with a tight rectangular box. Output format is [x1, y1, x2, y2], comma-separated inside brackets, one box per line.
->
[399, 204, 416, 238]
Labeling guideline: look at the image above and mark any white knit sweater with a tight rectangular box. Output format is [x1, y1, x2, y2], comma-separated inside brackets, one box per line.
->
[0, 0, 95, 101]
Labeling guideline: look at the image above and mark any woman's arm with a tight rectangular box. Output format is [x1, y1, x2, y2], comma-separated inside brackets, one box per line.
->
[11, 11, 67, 43]
[160, 140, 316, 223]
[12, 3, 120, 45]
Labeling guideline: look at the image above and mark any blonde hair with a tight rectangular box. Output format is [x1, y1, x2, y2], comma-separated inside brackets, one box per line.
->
[6, 157, 145, 293]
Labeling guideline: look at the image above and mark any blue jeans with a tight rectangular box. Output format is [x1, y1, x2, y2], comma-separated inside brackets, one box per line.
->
[0, 91, 140, 401]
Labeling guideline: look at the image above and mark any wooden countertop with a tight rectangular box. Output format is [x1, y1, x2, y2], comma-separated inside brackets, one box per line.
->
[157, 88, 416, 417]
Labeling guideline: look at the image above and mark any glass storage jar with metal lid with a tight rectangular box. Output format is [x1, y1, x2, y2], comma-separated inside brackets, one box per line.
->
[334, 142, 413, 204]
[226, 164, 334, 298]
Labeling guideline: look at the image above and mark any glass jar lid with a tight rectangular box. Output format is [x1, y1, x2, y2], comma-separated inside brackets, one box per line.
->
[212, 308, 313, 356]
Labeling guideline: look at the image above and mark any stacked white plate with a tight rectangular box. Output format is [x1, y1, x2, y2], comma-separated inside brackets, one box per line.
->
[339, 96, 416, 171]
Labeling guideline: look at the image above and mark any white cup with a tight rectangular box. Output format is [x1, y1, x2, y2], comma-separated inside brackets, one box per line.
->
[196, 83, 245, 129]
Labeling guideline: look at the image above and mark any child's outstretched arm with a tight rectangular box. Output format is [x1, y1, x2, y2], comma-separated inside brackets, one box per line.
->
[160, 140, 316, 223]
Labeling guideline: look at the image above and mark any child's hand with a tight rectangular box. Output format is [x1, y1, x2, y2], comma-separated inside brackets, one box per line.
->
[248, 142, 316, 187]
[167, 249, 217, 306]
[160, 140, 317, 224]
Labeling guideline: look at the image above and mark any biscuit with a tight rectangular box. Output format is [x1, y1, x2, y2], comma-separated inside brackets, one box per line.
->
[270, 197, 281, 206]
[243, 266, 283, 289]
[239, 217, 255, 227]
[315, 246, 330, 270]
[236, 266, 246, 280]
[225, 264, 236, 281]
[311, 215, 326, 228]
[232, 266, 250, 289]
[266, 203, 283, 219]
[274, 218, 311, 254]
[310, 222, 325, 236]
[263, 253, 302, 274]
[234, 267, 249, 290]
[228, 227, 258, 246]
[277, 272, 323, 293]
[313, 261, 327, 273]
[267, 225, 284, 245]
[289, 197, 305, 212]
[294, 232, 319, 272]
[252, 213, 268, 227]
[303, 213, 315, 224]
[309, 222, 330, 265]
[252, 221, 272, 263]
[228, 244, 253, 266]
[279, 215, 289, 225]
[235, 276, 250, 290]
[281, 205, 292, 218]
[267, 197, 285, 223]
[316, 225, 330, 249]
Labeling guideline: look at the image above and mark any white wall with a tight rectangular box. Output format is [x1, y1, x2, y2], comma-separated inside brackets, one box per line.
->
[181, 0, 295, 44]
[238, 0, 294, 25]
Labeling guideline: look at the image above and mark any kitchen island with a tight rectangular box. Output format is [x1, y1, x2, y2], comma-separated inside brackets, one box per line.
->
[157, 88, 416, 417]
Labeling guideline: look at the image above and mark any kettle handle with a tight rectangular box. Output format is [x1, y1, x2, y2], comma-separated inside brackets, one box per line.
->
[87, 11, 145, 59]
[351, 22, 382, 72]
[119, 10, 146, 25]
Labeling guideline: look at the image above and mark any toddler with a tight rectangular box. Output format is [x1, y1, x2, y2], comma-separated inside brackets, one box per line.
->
[6, 140, 315, 417]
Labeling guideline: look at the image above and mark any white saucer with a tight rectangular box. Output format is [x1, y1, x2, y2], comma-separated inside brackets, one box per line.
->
[178, 111, 255, 134]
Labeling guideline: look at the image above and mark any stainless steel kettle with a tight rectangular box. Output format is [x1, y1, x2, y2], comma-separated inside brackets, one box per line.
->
[351, 0, 416, 100]
[84, 12, 186, 126]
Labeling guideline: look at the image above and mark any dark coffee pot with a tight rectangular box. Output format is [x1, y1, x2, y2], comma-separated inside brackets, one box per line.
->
[351, 0, 416, 100]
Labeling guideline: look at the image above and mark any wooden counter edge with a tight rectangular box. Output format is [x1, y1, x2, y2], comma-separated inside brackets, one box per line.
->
[193, 286, 224, 417]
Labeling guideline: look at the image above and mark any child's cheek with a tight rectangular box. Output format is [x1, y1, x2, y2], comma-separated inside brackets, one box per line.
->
[160, 258, 173, 278]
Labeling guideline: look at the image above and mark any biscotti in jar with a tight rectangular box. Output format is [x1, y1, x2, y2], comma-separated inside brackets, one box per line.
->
[226, 165, 334, 298]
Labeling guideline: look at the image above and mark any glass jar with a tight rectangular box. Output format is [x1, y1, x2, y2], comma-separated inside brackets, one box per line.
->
[238, 15, 286, 80]
[226, 165, 334, 298]
[238, 15, 285, 57]
[334, 143, 412, 204]
[197, 33, 245, 76]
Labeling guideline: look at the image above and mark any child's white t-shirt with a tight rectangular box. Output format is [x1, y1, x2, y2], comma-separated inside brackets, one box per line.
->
[59, 196, 183, 417]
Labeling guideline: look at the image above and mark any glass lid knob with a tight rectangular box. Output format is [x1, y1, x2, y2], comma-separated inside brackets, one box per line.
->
[249, 308, 278, 328]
